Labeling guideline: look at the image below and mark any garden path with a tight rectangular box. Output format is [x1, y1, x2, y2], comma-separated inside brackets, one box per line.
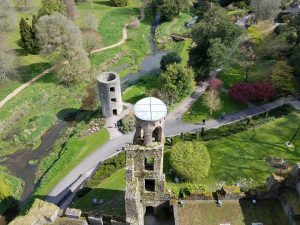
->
[46, 96, 299, 205]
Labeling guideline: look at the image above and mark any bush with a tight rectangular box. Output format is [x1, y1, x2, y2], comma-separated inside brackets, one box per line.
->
[170, 141, 210, 182]
[86, 152, 126, 188]
[118, 114, 135, 134]
[228, 82, 276, 103]
[127, 16, 140, 29]
[160, 52, 182, 71]
[110, 0, 129, 7]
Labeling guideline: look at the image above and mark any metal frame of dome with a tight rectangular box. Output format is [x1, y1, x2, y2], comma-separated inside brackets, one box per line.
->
[133, 97, 167, 122]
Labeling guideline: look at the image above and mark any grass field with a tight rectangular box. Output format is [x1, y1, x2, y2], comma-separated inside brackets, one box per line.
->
[218, 64, 246, 89]
[72, 168, 126, 216]
[122, 75, 159, 104]
[167, 112, 300, 190]
[34, 129, 109, 198]
[177, 200, 289, 225]
[182, 92, 247, 123]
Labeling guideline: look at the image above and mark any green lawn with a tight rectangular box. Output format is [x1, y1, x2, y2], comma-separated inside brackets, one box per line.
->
[122, 75, 159, 104]
[168, 112, 300, 190]
[182, 92, 247, 123]
[178, 200, 289, 225]
[34, 129, 110, 197]
[72, 168, 126, 216]
[0, 170, 23, 214]
[218, 64, 246, 89]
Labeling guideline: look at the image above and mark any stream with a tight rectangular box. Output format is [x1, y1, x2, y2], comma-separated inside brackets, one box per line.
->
[2, 14, 166, 218]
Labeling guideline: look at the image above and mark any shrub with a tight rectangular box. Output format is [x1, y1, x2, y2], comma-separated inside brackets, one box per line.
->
[228, 82, 276, 103]
[170, 141, 210, 182]
[208, 78, 223, 91]
[86, 152, 126, 188]
[110, 0, 129, 7]
[118, 114, 135, 134]
[160, 52, 182, 71]
[127, 16, 140, 29]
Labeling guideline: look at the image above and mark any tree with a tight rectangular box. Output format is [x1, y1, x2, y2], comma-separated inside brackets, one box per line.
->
[288, 14, 300, 46]
[251, 0, 281, 20]
[202, 89, 222, 115]
[152, 0, 180, 21]
[228, 82, 276, 103]
[36, 12, 90, 83]
[238, 41, 256, 82]
[20, 18, 32, 49]
[19, 16, 39, 53]
[208, 78, 223, 90]
[189, 6, 242, 80]
[160, 52, 182, 71]
[0, 37, 16, 80]
[159, 64, 195, 104]
[110, 0, 129, 7]
[170, 141, 210, 182]
[82, 13, 98, 31]
[82, 30, 102, 55]
[271, 61, 296, 94]
[0, 0, 17, 31]
[64, 0, 76, 19]
[38, 0, 66, 17]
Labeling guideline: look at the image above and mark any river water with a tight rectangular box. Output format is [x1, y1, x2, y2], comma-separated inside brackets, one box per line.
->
[2, 14, 165, 219]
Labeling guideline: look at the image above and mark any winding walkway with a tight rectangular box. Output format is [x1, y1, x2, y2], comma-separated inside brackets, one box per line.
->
[46, 95, 298, 205]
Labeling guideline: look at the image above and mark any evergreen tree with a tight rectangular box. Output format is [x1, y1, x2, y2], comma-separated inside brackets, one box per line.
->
[30, 15, 39, 52]
[38, 0, 66, 17]
[19, 18, 32, 49]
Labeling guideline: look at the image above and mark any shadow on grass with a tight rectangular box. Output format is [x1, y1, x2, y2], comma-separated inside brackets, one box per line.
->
[73, 188, 126, 219]
[57, 108, 98, 123]
[93, 0, 111, 7]
[239, 199, 289, 225]
[0, 196, 20, 223]
[15, 62, 53, 84]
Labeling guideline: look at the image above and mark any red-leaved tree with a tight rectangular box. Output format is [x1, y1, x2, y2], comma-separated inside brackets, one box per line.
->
[229, 82, 276, 103]
[208, 78, 223, 90]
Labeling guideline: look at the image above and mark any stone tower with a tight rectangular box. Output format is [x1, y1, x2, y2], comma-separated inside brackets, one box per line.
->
[97, 72, 122, 118]
[125, 97, 169, 225]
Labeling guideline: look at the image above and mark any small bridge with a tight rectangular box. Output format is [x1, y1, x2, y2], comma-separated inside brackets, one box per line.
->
[170, 33, 190, 42]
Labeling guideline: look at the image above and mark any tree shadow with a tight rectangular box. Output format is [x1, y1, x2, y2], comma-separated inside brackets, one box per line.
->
[0, 196, 20, 223]
[57, 108, 98, 123]
[93, 0, 111, 7]
[14, 62, 53, 84]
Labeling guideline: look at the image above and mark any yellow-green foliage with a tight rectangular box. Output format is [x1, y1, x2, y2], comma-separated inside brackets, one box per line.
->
[170, 141, 211, 182]
[0, 177, 10, 200]
[247, 20, 273, 44]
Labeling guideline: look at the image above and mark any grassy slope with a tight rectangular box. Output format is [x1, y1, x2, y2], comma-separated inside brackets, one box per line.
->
[178, 200, 289, 225]
[182, 92, 247, 123]
[167, 112, 300, 189]
[30, 129, 110, 201]
[72, 168, 126, 216]
[122, 75, 159, 104]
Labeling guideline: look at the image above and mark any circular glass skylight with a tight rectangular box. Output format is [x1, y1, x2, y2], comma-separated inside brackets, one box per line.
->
[134, 97, 167, 121]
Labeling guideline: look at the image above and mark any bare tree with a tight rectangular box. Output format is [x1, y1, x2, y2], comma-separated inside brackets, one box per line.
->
[0, 36, 16, 80]
[0, 0, 17, 31]
[251, 0, 281, 20]
[64, 0, 77, 19]
[238, 41, 256, 82]
[203, 89, 222, 115]
[82, 12, 98, 31]
[82, 30, 102, 55]
[36, 12, 91, 83]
